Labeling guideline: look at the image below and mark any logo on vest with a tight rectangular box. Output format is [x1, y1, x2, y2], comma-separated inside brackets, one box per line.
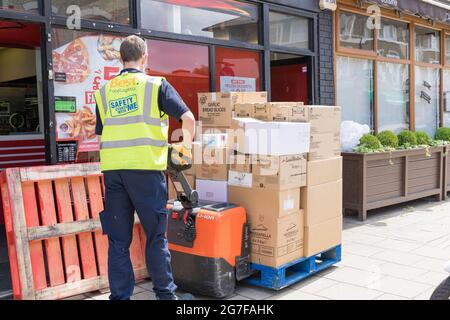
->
[109, 94, 138, 117]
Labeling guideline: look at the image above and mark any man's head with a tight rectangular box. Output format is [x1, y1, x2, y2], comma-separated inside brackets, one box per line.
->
[120, 35, 148, 70]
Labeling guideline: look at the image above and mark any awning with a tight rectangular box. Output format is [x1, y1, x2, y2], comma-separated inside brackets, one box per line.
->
[365, 0, 450, 25]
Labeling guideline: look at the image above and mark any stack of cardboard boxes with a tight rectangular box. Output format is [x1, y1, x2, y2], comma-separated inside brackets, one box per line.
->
[169, 91, 342, 269]
[299, 106, 342, 257]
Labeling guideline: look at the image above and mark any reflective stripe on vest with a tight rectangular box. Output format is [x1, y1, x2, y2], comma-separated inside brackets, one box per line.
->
[100, 137, 167, 149]
[99, 79, 168, 127]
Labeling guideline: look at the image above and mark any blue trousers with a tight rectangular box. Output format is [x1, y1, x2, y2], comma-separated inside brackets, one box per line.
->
[100, 170, 177, 300]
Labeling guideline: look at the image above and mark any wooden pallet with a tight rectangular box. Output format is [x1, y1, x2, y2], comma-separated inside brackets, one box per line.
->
[245, 245, 342, 290]
[0, 163, 148, 300]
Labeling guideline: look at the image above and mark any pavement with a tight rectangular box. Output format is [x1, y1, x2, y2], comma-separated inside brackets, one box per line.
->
[69, 197, 450, 300]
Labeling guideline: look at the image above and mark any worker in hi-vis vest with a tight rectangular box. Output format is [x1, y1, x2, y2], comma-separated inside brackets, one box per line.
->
[95, 35, 195, 300]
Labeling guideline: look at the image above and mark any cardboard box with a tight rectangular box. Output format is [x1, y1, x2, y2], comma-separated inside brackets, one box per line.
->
[308, 132, 341, 161]
[196, 179, 228, 203]
[195, 147, 232, 181]
[201, 132, 234, 149]
[233, 103, 255, 118]
[301, 179, 343, 226]
[267, 102, 301, 122]
[228, 171, 254, 188]
[168, 174, 195, 200]
[232, 118, 310, 156]
[294, 105, 341, 134]
[198, 92, 267, 127]
[252, 154, 307, 190]
[228, 186, 300, 217]
[248, 210, 304, 268]
[304, 216, 342, 257]
[253, 103, 270, 121]
[229, 153, 253, 173]
[307, 157, 342, 187]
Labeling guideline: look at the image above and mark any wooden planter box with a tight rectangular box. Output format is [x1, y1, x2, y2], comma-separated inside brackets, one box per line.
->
[442, 145, 450, 200]
[342, 147, 444, 221]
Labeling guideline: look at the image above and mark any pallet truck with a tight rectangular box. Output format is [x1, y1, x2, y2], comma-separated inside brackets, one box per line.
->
[166, 145, 251, 298]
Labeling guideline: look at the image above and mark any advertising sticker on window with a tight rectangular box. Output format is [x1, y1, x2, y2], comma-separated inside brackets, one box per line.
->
[53, 34, 124, 152]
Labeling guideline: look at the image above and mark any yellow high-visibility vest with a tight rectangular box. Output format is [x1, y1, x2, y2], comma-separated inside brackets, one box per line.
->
[95, 72, 169, 171]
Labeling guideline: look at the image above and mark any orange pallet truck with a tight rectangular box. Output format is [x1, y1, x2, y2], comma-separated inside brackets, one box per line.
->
[166, 146, 251, 298]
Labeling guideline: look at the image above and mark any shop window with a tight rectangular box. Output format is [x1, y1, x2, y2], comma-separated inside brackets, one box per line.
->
[443, 70, 450, 126]
[52, 0, 130, 24]
[377, 18, 409, 60]
[377, 62, 409, 133]
[415, 26, 440, 65]
[146, 39, 210, 140]
[269, 12, 310, 50]
[52, 29, 125, 159]
[0, 0, 38, 13]
[446, 35, 450, 65]
[215, 47, 261, 92]
[415, 66, 440, 137]
[0, 47, 43, 136]
[336, 56, 373, 129]
[339, 12, 374, 51]
[140, 0, 259, 44]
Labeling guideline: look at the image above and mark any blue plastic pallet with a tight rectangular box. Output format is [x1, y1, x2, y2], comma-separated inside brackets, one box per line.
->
[245, 245, 342, 290]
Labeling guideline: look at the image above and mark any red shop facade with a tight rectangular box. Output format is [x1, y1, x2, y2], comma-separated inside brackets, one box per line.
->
[0, 1, 335, 296]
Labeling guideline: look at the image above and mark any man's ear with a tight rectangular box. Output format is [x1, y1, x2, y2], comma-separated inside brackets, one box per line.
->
[142, 53, 148, 67]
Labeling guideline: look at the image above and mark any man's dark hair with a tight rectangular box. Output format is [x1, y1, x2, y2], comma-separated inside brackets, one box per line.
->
[120, 35, 147, 63]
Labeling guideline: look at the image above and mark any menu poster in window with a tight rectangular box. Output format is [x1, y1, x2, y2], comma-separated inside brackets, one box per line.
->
[220, 76, 256, 92]
[57, 141, 78, 163]
[53, 34, 124, 152]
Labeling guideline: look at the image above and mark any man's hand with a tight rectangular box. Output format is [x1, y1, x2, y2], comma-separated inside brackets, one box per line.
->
[170, 144, 193, 168]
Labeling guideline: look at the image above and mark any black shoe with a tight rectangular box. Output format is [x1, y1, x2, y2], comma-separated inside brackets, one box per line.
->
[158, 293, 195, 300]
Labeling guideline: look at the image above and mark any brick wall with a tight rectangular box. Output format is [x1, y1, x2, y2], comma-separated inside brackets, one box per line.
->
[317, 10, 335, 106]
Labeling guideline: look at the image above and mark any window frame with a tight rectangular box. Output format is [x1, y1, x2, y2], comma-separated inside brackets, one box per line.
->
[335, 4, 448, 135]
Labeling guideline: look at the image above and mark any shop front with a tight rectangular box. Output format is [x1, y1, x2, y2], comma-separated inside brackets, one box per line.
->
[335, 0, 450, 137]
[0, 0, 334, 298]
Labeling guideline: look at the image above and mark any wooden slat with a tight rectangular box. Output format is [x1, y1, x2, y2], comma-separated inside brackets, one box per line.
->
[408, 159, 440, 171]
[367, 182, 402, 197]
[54, 179, 81, 283]
[37, 180, 65, 287]
[367, 157, 403, 168]
[409, 153, 438, 162]
[409, 167, 439, 179]
[367, 171, 403, 186]
[21, 182, 47, 291]
[71, 177, 98, 279]
[86, 176, 108, 276]
[138, 226, 147, 263]
[367, 189, 403, 203]
[409, 184, 440, 195]
[34, 267, 149, 300]
[408, 175, 439, 188]
[20, 163, 101, 182]
[27, 218, 141, 241]
[0, 171, 27, 299]
[130, 225, 146, 270]
[367, 164, 403, 178]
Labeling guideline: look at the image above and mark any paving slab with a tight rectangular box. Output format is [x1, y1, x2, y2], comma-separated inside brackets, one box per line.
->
[315, 283, 383, 300]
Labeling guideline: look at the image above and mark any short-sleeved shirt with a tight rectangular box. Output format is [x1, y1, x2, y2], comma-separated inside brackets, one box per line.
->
[95, 68, 189, 135]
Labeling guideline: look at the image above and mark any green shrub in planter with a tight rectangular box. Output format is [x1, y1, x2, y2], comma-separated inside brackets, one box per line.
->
[435, 127, 450, 142]
[398, 130, 417, 146]
[359, 134, 382, 149]
[415, 131, 431, 145]
[377, 130, 398, 148]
